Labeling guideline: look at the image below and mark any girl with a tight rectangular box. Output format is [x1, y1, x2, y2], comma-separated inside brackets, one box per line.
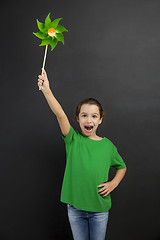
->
[38, 69, 127, 240]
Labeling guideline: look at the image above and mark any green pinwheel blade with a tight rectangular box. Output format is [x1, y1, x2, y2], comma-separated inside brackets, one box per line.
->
[39, 38, 51, 46]
[33, 31, 48, 39]
[50, 38, 58, 51]
[55, 33, 64, 44]
[34, 13, 68, 51]
[50, 18, 63, 29]
[36, 19, 45, 32]
[45, 13, 51, 28]
[56, 24, 68, 33]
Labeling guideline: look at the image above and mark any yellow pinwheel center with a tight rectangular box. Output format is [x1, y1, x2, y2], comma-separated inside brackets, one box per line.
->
[48, 28, 56, 37]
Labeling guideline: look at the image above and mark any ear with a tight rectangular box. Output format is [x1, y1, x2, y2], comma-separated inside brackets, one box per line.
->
[99, 117, 103, 125]
[76, 116, 79, 123]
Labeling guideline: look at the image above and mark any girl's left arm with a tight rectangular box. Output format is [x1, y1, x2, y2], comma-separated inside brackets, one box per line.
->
[97, 167, 127, 197]
[111, 167, 127, 187]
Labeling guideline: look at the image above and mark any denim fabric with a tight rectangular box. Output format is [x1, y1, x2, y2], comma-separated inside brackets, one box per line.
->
[67, 204, 109, 240]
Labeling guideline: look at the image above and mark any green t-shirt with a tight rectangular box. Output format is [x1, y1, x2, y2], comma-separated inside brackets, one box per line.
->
[60, 125, 126, 212]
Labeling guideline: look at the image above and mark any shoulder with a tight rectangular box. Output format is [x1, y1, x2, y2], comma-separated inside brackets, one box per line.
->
[61, 125, 79, 144]
[103, 137, 117, 150]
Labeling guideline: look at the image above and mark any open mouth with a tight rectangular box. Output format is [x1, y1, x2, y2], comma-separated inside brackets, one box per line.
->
[84, 125, 93, 132]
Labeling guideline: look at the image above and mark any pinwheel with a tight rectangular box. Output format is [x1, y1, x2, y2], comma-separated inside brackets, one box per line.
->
[33, 13, 68, 82]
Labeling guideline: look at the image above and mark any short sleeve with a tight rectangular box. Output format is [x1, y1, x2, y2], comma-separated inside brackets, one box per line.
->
[61, 125, 76, 144]
[110, 146, 126, 169]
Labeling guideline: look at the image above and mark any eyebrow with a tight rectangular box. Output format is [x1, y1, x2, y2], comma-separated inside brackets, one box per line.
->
[80, 112, 99, 115]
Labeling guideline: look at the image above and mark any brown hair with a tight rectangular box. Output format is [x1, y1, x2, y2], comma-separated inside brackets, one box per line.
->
[74, 98, 105, 121]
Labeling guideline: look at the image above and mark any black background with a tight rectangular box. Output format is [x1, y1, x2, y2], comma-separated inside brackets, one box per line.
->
[0, 0, 160, 239]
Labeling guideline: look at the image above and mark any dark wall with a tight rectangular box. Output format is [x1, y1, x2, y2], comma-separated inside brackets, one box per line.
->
[0, 0, 159, 239]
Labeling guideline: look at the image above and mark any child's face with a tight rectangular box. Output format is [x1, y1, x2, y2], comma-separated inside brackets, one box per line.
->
[77, 104, 103, 137]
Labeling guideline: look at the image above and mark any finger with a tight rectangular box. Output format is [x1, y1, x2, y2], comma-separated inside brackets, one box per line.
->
[38, 84, 41, 91]
[38, 82, 42, 90]
[38, 79, 44, 84]
[103, 191, 110, 197]
[97, 184, 105, 188]
[38, 75, 43, 80]
[98, 187, 106, 193]
[99, 189, 108, 195]
[38, 82, 43, 89]
[43, 68, 46, 75]
[38, 81, 43, 86]
[42, 68, 47, 77]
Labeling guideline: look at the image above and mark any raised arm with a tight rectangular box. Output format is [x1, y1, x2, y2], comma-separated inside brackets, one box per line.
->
[38, 69, 70, 137]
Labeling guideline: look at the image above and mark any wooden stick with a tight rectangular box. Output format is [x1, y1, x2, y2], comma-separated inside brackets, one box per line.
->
[39, 45, 48, 90]
[41, 45, 48, 74]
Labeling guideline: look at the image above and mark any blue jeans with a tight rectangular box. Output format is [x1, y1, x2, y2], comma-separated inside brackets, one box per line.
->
[67, 204, 109, 240]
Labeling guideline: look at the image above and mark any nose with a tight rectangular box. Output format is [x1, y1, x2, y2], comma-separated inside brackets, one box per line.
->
[86, 116, 92, 123]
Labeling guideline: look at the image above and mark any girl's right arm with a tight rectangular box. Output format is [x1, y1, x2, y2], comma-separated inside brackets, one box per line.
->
[37, 69, 70, 137]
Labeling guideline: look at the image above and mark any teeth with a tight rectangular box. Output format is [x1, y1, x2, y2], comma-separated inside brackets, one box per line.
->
[85, 128, 93, 133]
[85, 126, 93, 132]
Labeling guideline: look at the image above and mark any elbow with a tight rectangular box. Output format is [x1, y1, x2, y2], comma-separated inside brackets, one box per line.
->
[124, 166, 127, 174]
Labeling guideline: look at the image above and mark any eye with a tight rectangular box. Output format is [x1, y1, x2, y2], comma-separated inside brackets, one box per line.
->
[82, 114, 87, 117]
[93, 115, 97, 118]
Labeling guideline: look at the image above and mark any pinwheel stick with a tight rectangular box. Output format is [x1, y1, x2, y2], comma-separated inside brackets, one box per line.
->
[41, 45, 48, 75]
[39, 45, 48, 90]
